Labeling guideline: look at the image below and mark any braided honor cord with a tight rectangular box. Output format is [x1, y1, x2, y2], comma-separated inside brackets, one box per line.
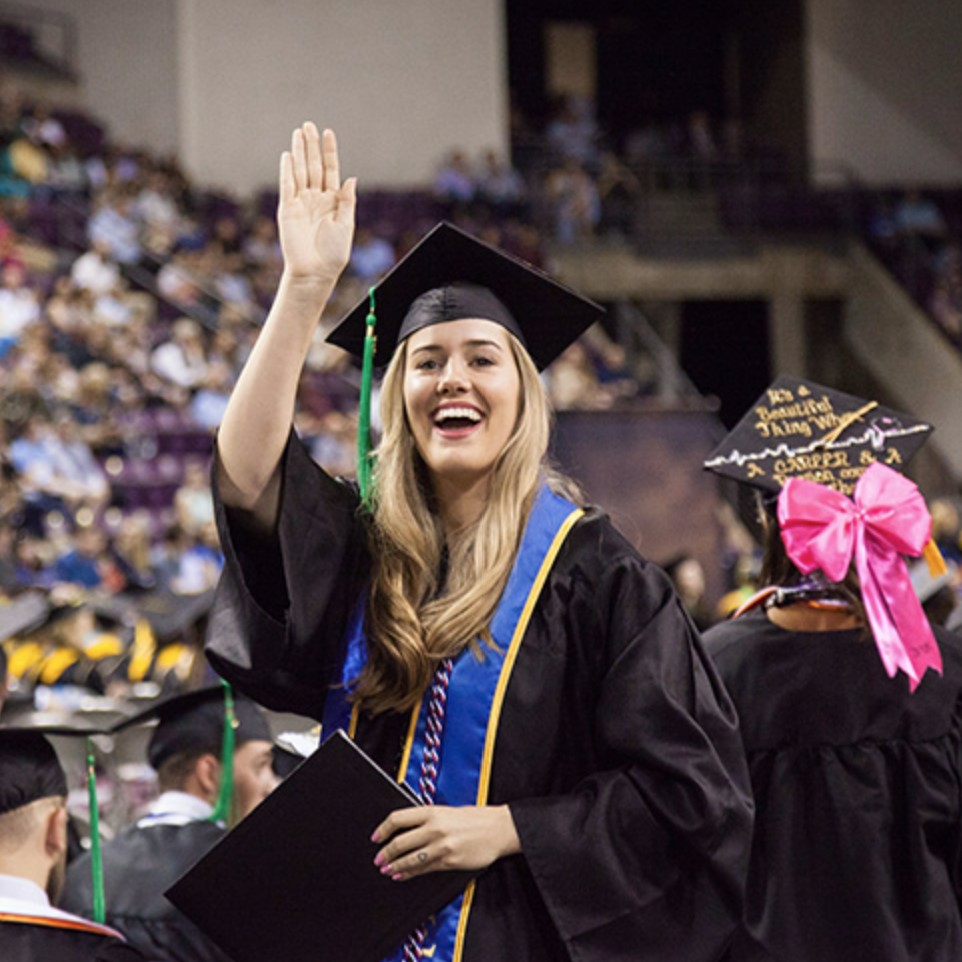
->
[402, 656, 454, 962]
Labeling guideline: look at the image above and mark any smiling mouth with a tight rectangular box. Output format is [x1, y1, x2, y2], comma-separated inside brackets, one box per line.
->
[433, 405, 483, 436]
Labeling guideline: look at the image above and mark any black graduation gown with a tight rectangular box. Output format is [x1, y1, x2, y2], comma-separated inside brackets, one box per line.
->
[62, 820, 233, 962]
[704, 610, 962, 962]
[206, 434, 754, 962]
[0, 917, 147, 962]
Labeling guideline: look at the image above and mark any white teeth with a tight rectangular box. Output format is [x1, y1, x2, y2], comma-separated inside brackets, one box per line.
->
[434, 406, 482, 424]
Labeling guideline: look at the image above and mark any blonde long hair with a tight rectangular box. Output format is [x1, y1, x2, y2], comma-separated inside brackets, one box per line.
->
[353, 333, 579, 714]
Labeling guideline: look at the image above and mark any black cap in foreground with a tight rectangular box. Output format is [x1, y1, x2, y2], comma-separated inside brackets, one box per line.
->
[326, 221, 605, 371]
[703, 375, 932, 496]
[0, 722, 109, 816]
[114, 685, 272, 770]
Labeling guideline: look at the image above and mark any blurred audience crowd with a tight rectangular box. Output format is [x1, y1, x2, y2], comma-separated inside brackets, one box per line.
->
[1, 81, 959, 711]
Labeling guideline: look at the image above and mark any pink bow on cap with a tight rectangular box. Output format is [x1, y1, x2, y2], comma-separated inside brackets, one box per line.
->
[777, 461, 942, 691]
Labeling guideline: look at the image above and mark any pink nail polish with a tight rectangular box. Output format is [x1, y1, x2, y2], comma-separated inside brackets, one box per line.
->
[370, 832, 380, 843]
[373, 853, 384, 867]
[391, 873, 404, 881]
[380, 864, 392, 875]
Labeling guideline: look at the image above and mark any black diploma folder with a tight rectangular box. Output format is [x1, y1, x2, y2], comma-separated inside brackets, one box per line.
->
[166, 729, 475, 962]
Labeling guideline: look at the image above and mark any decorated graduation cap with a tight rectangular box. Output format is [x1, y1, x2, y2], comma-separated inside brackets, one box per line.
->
[327, 221, 604, 500]
[706, 375, 945, 691]
[703, 375, 932, 496]
[327, 221, 605, 371]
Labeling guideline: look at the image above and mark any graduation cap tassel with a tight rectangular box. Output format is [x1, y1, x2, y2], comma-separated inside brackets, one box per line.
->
[84, 736, 106, 925]
[209, 680, 237, 824]
[356, 287, 378, 506]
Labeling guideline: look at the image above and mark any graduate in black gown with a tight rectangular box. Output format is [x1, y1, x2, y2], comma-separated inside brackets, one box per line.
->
[0, 729, 147, 962]
[702, 376, 962, 962]
[204, 122, 753, 962]
[62, 687, 277, 962]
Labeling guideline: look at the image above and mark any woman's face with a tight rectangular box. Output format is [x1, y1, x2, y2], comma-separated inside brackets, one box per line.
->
[403, 319, 521, 490]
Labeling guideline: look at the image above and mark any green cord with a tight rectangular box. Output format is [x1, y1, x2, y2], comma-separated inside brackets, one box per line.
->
[357, 286, 378, 505]
[85, 737, 105, 924]
[208, 680, 236, 824]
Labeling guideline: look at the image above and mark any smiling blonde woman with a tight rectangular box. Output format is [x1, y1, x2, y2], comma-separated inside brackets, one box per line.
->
[206, 122, 753, 962]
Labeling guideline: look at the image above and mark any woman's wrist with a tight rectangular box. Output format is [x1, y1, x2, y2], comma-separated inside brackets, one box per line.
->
[493, 804, 522, 859]
[279, 267, 341, 300]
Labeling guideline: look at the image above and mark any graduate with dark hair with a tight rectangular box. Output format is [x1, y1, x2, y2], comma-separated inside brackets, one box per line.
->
[0, 729, 147, 962]
[62, 687, 277, 962]
[204, 122, 753, 962]
[703, 376, 962, 961]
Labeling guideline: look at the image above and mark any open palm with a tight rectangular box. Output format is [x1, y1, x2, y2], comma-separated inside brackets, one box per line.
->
[278, 123, 356, 284]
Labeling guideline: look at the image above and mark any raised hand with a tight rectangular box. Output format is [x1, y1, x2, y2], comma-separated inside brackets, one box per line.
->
[278, 122, 356, 286]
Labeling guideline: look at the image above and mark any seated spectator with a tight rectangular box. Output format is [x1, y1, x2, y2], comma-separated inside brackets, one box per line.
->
[596, 151, 641, 236]
[243, 214, 281, 269]
[156, 248, 204, 308]
[168, 522, 222, 596]
[546, 94, 599, 168]
[0, 260, 40, 353]
[545, 159, 600, 244]
[348, 227, 395, 282]
[87, 189, 142, 265]
[188, 360, 233, 430]
[51, 524, 109, 589]
[476, 149, 526, 217]
[110, 513, 157, 593]
[174, 461, 214, 538]
[433, 149, 475, 205]
[47, 143, 89, 196]
[70, 241, 121, 297]
[21, 102, 67, 150]
[150, 318, 208, 389]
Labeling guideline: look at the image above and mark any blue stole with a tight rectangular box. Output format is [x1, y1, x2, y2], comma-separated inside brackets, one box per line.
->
[321, 485, 583, 962]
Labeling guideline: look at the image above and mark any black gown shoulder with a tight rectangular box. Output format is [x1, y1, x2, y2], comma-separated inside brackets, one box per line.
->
[0, 919, 148, 961]
[62, 820, 232, 962]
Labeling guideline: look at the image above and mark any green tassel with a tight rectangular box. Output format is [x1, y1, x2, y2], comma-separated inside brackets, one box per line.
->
[208, 680, 236, 824]
[357, 286, 378, 505]
[85, 737, 105, 924]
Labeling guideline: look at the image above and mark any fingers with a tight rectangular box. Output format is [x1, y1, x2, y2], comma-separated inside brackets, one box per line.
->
[304, 122, 322, 190]
[279, 151, 295, 204]
[322, 127, 340, 192]
[290, 127, 307, 194]
[372, 806, 428, 844]
[335, 177, 357, 224]
[286, 124, 345, 197]
[374, 824, 436, 878]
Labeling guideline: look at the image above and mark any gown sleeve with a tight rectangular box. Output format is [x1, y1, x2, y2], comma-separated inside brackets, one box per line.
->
[204, 430, 370, 717]
[508, 542, 753, 962]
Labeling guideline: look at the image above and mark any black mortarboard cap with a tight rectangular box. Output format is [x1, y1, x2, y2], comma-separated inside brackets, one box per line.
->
[114, 685, 272, 770]
[703, 375, 932, 496]
[0, 721, 110, 815]
[326, 222, 605, 370]
[167, 730, 475, 962]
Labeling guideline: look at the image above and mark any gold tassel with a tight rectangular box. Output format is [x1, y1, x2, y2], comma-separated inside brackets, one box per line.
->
[923, 539, 948, 578]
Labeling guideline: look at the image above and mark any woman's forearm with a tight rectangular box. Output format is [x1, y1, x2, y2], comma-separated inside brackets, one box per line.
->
[217, 272, 335, 512]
